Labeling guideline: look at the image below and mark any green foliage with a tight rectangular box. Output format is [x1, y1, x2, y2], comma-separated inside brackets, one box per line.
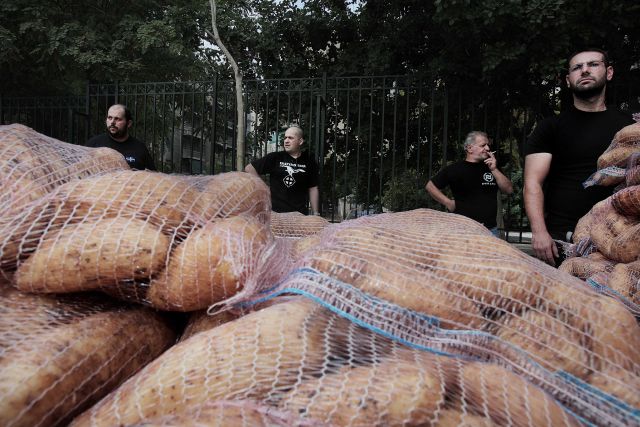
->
[381, 168, 432, 212]
[0, 0, 210, 95]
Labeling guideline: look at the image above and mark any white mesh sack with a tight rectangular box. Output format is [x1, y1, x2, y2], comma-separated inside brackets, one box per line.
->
[0, 168, 282, 311]
[0, 123, 130, 218]
[0, 285, 176, 427]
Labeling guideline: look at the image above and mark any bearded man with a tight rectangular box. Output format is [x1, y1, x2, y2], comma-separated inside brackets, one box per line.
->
[524, 49, 634, 265]
[87, 104, 156, 170]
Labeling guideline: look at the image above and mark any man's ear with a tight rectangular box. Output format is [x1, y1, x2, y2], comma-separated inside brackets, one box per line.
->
[127, 120, 133, 129]
[606, 65, 614, 82]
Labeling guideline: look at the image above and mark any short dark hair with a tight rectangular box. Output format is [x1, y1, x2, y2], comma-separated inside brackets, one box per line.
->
[111, 104, 132, 122]
[567, 48, 610, 68]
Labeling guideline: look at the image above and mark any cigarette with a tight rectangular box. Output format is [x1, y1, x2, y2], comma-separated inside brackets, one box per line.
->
[489, 151, 496, 155]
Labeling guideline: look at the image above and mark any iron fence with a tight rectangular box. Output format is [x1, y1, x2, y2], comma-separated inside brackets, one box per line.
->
[2, 74, 639, 239]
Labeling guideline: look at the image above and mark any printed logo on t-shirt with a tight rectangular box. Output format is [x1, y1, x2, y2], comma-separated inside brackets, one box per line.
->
[280, 162, 306, 188]
[125, 156, 136, 164]
[482, 172, 495, 185]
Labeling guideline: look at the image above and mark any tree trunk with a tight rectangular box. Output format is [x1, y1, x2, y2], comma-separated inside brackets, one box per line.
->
[209, 0, 245, 171]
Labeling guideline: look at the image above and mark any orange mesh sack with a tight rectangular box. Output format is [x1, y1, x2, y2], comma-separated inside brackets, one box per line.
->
[0, 286, 176, 427]
[0, 124, 129, 217]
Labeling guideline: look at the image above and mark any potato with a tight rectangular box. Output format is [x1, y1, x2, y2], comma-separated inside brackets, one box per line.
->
[279, 348, 449, 426]
[589, 366, 640, 409]
[611, 185, 640, 217]
[0, 124, 129, 217]
[589, 202, 639, 258]
[433, 409, 496, 427]
[0, 288, 175, 427]
[307, 246, 484, 330]
[53, 170, 200, 234]
[146, 215, 272, 311]
[189, 171, 271, 222]
[304, 214, 552, 328]
[70, 299, 354, 427]
[123, 400, 296, 427]
[558, 253, 614, 279]
[15, 217, 170, 295]
[573, 199, 610, 244]
[494, 309, 591, 379]
[597, 123, 640, 169]
[626, 164, 640, 187]
[292, 234, 322, 259]
[459, 362, 580, 427]
[598, 146, 640, 169]
[608, 222, 640, 263]
[544, 284, 640, 372]
[1, 171, 198, 273]
[180, 309, 239, 341]
[270, 211, 329, 238]
[606, 260, 640, 303]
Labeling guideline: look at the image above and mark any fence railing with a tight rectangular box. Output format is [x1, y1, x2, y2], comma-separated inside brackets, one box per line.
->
[2, 74, 639, 239]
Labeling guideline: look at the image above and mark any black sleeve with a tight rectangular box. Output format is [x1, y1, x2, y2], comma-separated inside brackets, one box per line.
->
[86, 135, 101, 147]
[525, 117, 556, 156]
[430, 165, 450, 189]
[251, 153, 275, 175]
[307, 156, 319, 188]
[143, 145, 156, 171]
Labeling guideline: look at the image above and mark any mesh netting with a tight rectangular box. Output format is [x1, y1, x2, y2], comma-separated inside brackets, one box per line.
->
[0, 124, 130, 218]
[0, 286, 176, 427]
[2, 126, 640, 427]
[585, 122, 640, 188]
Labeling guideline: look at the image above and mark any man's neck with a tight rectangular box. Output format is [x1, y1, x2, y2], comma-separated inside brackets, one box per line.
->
[464, 155, 481, 163]
[287, 150, 302, 159]
[109, 133, 129, 143]
[573, 93, 607, 112]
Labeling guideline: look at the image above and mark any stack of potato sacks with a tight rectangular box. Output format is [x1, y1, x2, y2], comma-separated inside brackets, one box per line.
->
[2, 124, 639, 427]
[69, 208, 640, 427]
[0, 124, 319, 426]
[561, 122, 640, 312]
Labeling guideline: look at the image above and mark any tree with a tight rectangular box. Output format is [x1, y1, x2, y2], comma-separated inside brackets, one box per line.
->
[208, 0, 245, 170]
[0, 0, 212, 95]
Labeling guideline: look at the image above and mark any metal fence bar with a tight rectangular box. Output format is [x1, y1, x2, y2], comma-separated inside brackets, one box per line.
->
[3, 75, 639, 237]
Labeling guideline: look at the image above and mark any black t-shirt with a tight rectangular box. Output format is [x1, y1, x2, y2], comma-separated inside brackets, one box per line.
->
[251, 150, 319, 214]
[525, 106, 633, 233]
[86, 133, 156, 171]
[431, 160, 500, 228]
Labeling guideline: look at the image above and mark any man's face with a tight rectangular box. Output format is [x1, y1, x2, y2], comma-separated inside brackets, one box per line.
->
[283, 128, 303, 155]
[106, 106, 130, 139]
[467, 136, 490, 162]
[566, 51, 612, 99]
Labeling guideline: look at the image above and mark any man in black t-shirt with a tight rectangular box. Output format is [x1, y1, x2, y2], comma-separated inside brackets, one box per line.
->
[245, 125, 319, 215]
[87, 104, 156, 171]
[425, 131, 513, 234]
[524, 48, 634, 265]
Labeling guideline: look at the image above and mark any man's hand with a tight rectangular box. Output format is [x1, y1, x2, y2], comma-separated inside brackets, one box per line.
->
[531, 230, 558, 266]
[444, 199, 456, 212]
[484, 151, 497, 171]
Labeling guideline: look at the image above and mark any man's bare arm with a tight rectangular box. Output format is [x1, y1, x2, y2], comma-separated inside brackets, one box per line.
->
[524, 153, 558, 265]
[244, 163, 259, 176]
[425, 180, 455, 212]
[308, 186, 319, 215]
